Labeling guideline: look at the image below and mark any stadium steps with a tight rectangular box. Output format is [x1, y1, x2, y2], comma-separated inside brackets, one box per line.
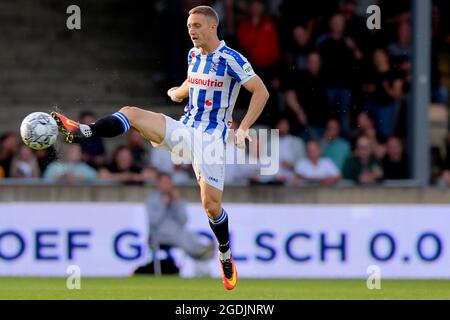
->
[0, 0, 166, 133]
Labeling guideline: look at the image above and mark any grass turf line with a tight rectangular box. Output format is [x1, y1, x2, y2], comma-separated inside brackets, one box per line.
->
[0, 277, 449, 300]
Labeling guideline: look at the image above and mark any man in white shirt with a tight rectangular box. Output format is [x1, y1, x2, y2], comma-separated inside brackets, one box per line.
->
[294, 140, 341, 187]
[276, 118, 305, 183]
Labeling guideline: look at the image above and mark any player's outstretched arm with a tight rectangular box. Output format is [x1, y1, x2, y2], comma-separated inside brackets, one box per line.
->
[167, 79, 189, 103]
[235, 75, 269, 148]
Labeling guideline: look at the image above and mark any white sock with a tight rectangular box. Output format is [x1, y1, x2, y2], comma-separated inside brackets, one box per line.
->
[219, 248, 231, 261]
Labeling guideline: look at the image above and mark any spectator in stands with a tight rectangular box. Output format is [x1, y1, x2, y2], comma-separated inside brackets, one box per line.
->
[128, 130, 148, 169]
[387, 20, 411, 66]
[361, 48, 403, 139]
[78, 111, 106, 170]
[343, 136, 383, 184]
[276, 117, 305, 183]
[339, 0, 373, 53]
[0, 164, 4, 179]
[284, 25, 313, 72]
[293, 140, 341, 187]
[10, 145, 40, 178]
[224, 122, 255, 186]
[350, 112, 375, 144]
[322, 118, 351, 170]
[285, 51, 329, 140]
[316, 13, 363, 136]
[43, 144, 97, 183]
[35, 147, 58, 175]
[364, 126, 387, 160]
[0, 132, 20, 178]
[237, 0, 280, 72]
[149, 148, 194, 185]
[381, 136, 409, 179]
[146, 172, 214, 260]
[99, 146, 156, 184]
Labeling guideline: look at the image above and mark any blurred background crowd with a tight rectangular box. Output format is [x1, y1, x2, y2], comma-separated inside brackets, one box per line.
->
[1, 0, 450, 187]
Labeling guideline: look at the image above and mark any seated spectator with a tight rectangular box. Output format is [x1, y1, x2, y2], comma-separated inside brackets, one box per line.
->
[224, 124, 256, 186]
[365, 126, 387, 160]
[285, 52, 329, 140]
[99, 146, 156, 184]
[322, 118, 351, 170]
[10, 145, 40, 178]
[350, 111, 374, 143]
[276, 117, 305, 183]
[361, 48, 403, 139]
[43, 144, 97, 183]
[146, 172, 214, 261]
[343, 136, 383, 184]
[0, 164, 4, 179]
[78, 111, 107, 170]
[149, 147, 194, 185]
[35, 147, 58, 175]
[350, 112, 386, 160]
[128, 130, 148, 168]
[381, 136, 409, 179]
[0, 132, 20, 178]
[293, 140, 341, 187]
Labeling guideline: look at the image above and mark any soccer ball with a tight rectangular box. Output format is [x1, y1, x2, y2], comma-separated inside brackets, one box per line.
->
[20, 112, 58, 150]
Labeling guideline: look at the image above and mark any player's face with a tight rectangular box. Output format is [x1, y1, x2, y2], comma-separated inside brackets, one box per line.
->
[187, 13, 216, 48]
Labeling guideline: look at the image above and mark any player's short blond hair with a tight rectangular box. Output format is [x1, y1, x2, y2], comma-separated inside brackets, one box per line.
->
[188, 5, 219, 25]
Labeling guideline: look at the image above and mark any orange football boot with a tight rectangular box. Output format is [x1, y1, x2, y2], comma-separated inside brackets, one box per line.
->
[50, 111, 88, 143]
[219, 255, 238, 290]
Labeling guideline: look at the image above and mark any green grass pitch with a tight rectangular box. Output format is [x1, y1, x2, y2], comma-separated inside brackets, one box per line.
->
[0, 277, 449, 300]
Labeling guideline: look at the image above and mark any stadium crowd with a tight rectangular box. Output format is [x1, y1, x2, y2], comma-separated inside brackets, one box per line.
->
[1, 0, 449, 186]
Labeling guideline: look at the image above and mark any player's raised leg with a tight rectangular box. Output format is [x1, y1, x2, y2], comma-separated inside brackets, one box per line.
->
[199, 179, 237, 290]
[51, 106, 166, 144]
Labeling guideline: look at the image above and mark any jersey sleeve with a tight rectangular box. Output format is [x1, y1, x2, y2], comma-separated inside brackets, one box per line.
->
[223, 49, 256, 84]
[187, 48, 196, 66]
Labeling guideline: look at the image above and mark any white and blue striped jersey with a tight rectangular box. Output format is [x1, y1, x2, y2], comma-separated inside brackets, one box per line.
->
[180, 41, 256, 141]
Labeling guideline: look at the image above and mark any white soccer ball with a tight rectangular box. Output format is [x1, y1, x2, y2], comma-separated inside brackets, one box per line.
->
[20, 112, 58, 150]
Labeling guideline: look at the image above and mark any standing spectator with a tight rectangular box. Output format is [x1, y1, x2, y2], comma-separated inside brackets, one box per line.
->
[285, 52, 329, 140]
[146, 172, 214, 260]
[0, 132, 20, 178]
[343, 136, 383, 184]
[361, 48, 403, 139]
[293, 140, 341, 187]
[237, 0, 280, 72]
[339, 0, 373, 53]
[10, 145, 40, 178]
[317, 13, 363, 136]
[99, 146, 156, 184]
[322, 118, 351, 170]
[284, 25, 313, 72]
[43, 144, 97, 183]
[276, 117, 305, 183]
[381, 136, 409, 179]
[78, 111, 107, 170]
[387, 20, 411, 65]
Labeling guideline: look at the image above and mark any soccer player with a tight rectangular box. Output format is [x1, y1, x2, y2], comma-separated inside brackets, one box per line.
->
[51, 5, 269, 290]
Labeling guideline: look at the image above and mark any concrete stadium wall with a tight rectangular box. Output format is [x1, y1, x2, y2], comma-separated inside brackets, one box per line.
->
[2, 184, 450, 203]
